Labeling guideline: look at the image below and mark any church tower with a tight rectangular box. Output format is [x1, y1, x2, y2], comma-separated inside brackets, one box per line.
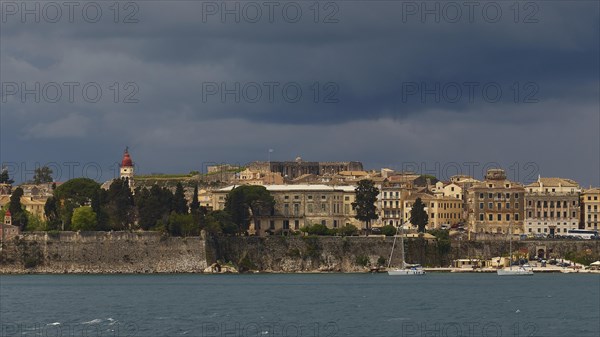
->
[4, 210, 11, 226]
[120, 147, 135, 188]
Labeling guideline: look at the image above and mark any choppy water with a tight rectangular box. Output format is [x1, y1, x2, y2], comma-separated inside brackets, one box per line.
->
[0, 273, 598, 337]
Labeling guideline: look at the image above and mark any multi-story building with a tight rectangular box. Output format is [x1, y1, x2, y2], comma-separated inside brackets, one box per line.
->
[581, 188, 600, 231]
[524, 177, 581, 236]
[467, 169, 525, 234]
[403, 192, 463, 229]
[248, 158, 363, 180]
[379, 185, 410, 227]
[211, 184, 361, 236]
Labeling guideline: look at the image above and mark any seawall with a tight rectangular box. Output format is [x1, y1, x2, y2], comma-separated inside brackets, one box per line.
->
[0, 232, 207, 274]
[1, 232, 598, 273]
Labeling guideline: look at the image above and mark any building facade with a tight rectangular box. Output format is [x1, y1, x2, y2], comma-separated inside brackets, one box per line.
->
[524, 177, 581, 236]
[581, 188, 600, 231]
[211, 185, 361, 236]
[249, 158, 363, 180]
[467, 169, 525, 234]
[403, 193, 463, 229]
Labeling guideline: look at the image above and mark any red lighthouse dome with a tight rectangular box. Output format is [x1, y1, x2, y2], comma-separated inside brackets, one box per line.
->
[121, 148, 133, 167]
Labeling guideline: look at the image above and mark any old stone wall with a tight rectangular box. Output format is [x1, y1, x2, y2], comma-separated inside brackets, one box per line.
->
[0, 231, 207, 273]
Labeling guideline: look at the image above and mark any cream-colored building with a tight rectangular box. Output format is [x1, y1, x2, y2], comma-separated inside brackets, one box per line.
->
[236, 168, 283, 185]
[581, 188, 600, 231]
[524, 177, 581, 236]
[466, 169, 525, 234]
[403, 192, 463, 229]
[0, 196, 46, 219]
[212, 184, 361, 235]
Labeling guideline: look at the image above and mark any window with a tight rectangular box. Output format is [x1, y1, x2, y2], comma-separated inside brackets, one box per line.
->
[344, 204, 349, 214]
[283, 220, 289, 230]
[293, 204, 299, 216]
[488, 193, 493, 198]
[308, 195, 313, 200]
[431, 213, 435, 219]
[497, 203, 502, 210]
[321, 195, 326, 200]
[294, 220, 299, 230]
[321, 204, 326, 212]
[497, 193, 502, 199]
[321, 220, 327, 226]
[506, 214, 510, 221]
[294, 195, 299, 200]
[479, 214, 484, 221]
[505, 193, 510, 199]
[479, 203, 484, 209]
[528, 211, 532, 217]
[333, 220, 338, 228]
[284, 195, 289, 200]
[515, 202, 519, 209]
[514, 193, 519, 198]
[284, 204, 289, 216]
[479, 193, 484, 199]
[506, 203, 510, 209]
[488, 202, 493, 209]
[269, 221, 275, 230]
[344, 196, 349, 201]
[515, 213, 519, 221]
[488, 214, 493, 221]
[307, 204, 313, 213]
[497, 214, 502, 221]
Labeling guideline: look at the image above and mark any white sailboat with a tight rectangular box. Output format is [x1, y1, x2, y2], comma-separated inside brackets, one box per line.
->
[387, 221, 425, 276]
[497, 221, 533, 276]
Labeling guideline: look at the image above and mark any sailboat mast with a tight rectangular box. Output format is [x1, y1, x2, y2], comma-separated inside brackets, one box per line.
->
[509, 221, 513, 270]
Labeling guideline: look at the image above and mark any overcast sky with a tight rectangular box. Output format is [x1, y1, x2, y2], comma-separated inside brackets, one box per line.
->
[1, 1, 598, 186]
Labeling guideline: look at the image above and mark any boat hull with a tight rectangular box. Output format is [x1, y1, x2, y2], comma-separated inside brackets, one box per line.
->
[388, 269, 426, 276]
[497, 268, 533, 276]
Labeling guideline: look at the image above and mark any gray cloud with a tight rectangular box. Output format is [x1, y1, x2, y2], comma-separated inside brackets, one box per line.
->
[1, 1, 598, 185]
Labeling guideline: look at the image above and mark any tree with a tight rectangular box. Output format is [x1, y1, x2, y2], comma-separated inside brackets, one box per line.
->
[9, 187, 28, 230]
[167, 212, 199, 237]
[204, 210, 237, 235]
[224, 185, 275, 234]
[71, 206, 98, 231]
[0, 169, 14, 184]
[105, 178, 135, 230]
[33, 166, 53, 184]
[53, 178, 101, 230]
[352, 179, 379, 233]
[172, 183, 188, 214]
[301, 223, 336, 236]
[380, 225, 398, 236]
[189, 184, 200, 216]
[91, 188, 110, 231]
[135, 185, 173, 230]
[338, 224, 359, 236]
[410, 197, 429, 233]
[44, 196, 61, 230]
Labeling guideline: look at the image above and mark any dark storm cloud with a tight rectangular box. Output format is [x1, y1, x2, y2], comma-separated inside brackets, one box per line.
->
[0, 1, 598, 185]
